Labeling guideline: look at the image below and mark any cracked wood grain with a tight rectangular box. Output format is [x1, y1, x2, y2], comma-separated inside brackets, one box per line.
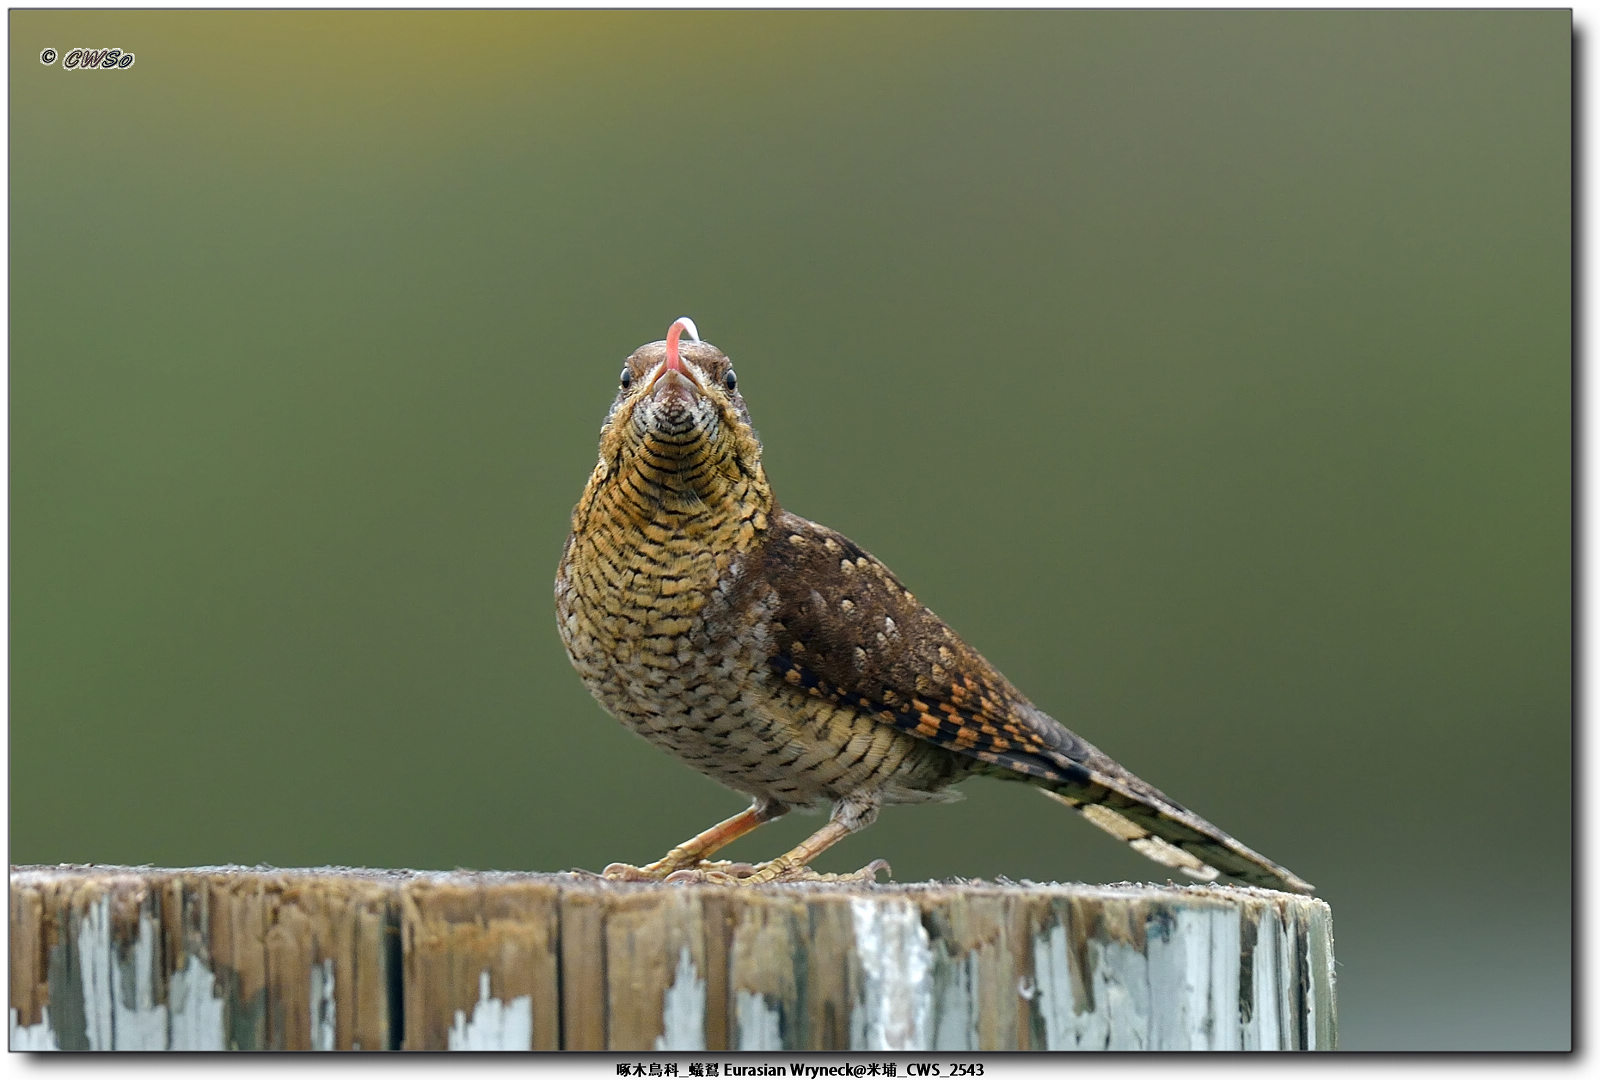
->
[10, 866, 1335, 1051]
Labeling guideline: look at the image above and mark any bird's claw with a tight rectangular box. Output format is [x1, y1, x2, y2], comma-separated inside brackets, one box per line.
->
[600, 862, 658, 882]
[601, 859, 752, 882]
[817, 858, 892, 884]
[662, 861, 760, 883]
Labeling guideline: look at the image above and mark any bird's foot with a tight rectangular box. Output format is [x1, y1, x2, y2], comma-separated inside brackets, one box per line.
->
[666, 857, 891, 886]
[600, 858, 753, 882]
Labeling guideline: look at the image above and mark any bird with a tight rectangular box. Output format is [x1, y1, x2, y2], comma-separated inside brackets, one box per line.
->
[554, 317, 1313, 893]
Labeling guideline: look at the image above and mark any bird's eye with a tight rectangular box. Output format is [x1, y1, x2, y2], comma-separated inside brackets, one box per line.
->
[620, 368, 633, 390]
[723, 370, 738, 392]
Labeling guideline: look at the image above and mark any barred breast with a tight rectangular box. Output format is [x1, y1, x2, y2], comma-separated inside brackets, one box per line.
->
[555, 453, 961, 810]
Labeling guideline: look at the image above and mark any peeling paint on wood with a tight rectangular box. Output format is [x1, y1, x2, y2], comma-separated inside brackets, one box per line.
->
[849, 897, 932, 1050]
[604, 889, 708, 1051]
[655, 947, 707, 1052]
[446, 970, 534, 1050]
[310, 959, 336, 1052]
[1242, 905, 1286, 1050]
[1145, 904, 1241, 1050]
[10, 866, 1335, 1051]
[924, 892, 1012, 1051]
[401, 871, 559, 1050]
[167, 954, 226, 1051]
[110, 908, 168, 1050]
[734, 990, 785, 1051]
[9, 1008, 61, 1051]
[76, 895, 114, 1049]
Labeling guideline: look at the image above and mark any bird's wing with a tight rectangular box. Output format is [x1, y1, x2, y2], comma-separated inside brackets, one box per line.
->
[759, 511, 1094, 780]
[757, 510, 1314, 893]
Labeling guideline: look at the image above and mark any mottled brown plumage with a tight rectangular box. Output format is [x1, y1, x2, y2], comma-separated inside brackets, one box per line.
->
[555, 319, 1313, 893]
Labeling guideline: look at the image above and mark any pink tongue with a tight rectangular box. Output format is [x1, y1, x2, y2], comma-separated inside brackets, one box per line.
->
[665, 318, 692, 374]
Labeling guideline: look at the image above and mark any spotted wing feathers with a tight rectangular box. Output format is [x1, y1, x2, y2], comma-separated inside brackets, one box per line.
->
[758, 511, 1313, 894]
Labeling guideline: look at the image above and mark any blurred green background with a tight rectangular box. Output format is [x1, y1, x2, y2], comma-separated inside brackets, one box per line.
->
[9, 10, 1569, 1051]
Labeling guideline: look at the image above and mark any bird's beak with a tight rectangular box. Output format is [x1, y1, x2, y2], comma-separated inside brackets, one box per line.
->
[646, 317, 706, 397]
[646, 361, 703, 398]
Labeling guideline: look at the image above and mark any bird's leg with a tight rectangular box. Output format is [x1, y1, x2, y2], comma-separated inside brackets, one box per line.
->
[691, 796, 890, 886]
[602, 800, 784, 881]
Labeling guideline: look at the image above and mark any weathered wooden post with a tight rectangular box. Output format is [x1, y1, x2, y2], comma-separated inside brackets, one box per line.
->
[9, 865, 1335, 1051]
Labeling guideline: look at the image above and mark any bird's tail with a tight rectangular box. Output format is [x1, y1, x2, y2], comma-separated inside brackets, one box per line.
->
[1039, 766, 1314, 894]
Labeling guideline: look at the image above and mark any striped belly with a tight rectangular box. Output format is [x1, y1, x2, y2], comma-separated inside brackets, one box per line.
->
[556, 541, 962, 809]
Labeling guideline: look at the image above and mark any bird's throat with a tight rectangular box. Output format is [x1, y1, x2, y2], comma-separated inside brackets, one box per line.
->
[581, 432, 773, 544]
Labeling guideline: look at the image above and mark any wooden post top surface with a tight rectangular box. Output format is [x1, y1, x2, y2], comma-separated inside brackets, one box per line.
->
[10, 861, 1325, 896]
[10, 864, 1335, 1052]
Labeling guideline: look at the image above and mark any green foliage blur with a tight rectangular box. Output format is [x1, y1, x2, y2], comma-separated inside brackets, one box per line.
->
[9, 10, 1569, 1050]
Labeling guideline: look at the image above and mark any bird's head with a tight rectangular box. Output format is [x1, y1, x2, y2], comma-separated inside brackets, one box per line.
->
[593, 317, 767, 506]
